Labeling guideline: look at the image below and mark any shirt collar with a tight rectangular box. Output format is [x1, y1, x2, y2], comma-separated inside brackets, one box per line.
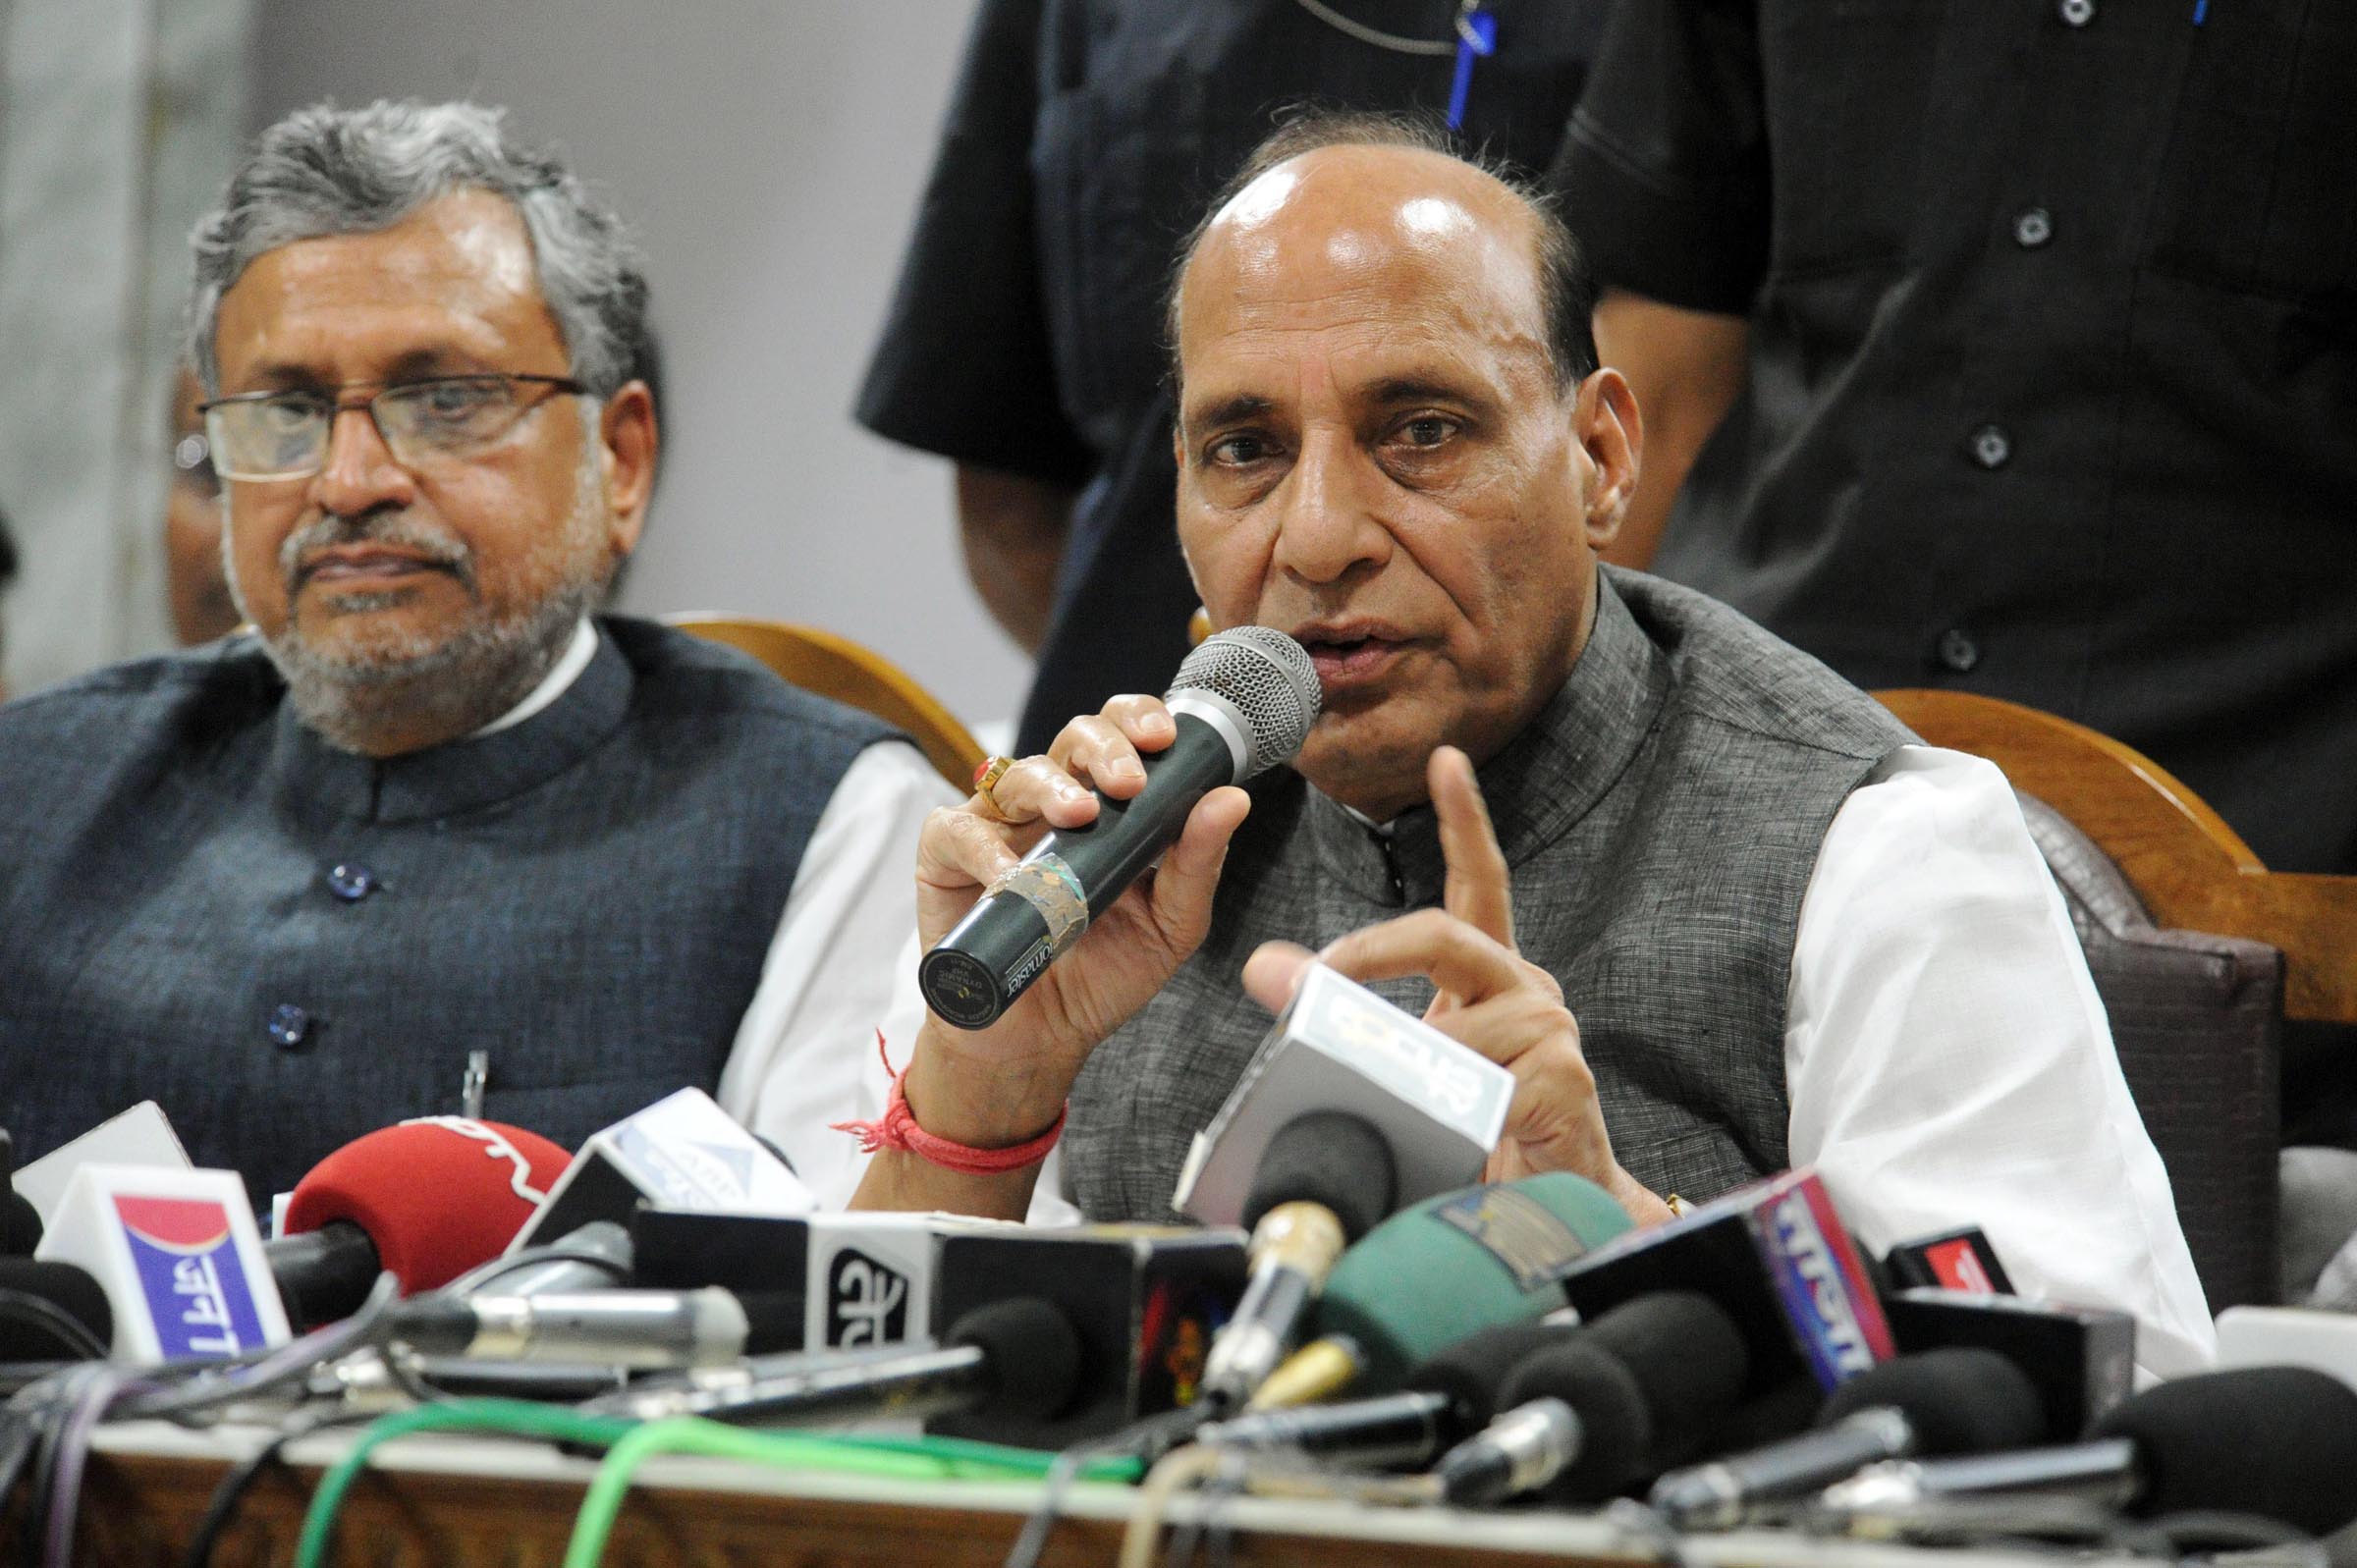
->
[268, 617, 634, 828]
[1307, 569, 1672, 908]
[471, 617, 597, 737]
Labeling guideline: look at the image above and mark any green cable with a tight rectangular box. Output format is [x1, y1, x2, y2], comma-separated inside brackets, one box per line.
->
[296, 1397, 1144, 1568]
[562, 1420, 1142, 1568]
[294, 1399, 637, 1568]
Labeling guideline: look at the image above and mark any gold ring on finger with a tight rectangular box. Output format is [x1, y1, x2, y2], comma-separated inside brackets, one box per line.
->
[970, 753, 1016, 821]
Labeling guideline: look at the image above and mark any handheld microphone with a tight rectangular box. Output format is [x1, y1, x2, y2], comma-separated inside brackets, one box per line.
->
[1553, 1168, 1893, 1399]
[1311, 1172, 1634, 1391]
[267, 1117, 573, 1326]
[1649, 1348, 2047, 1529]
[1199, 1110, 1395, 1410]
[1820, 1365, 2357, 1538]
[919, 626, 1319, 1028]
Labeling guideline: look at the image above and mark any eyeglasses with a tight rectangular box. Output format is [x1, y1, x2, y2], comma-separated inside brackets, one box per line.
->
[197, 373, 584, 481]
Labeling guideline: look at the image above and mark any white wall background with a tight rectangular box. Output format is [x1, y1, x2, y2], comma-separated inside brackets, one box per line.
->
[245, 0, 1030, 729]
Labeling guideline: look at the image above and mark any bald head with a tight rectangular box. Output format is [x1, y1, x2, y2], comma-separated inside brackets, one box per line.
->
[1163, 115, 1640, 822]
[1166, 112, 1595, 395]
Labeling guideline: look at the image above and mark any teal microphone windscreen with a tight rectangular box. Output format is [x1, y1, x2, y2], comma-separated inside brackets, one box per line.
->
[1311, 1172, 1632, 1390]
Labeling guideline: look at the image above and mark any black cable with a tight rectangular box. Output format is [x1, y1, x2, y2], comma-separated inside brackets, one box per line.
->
[127, 1272, 399, 1423]
[1002, 1407, 1212, 1568]
[180, 1410, 371, 1568]
[0, 1293, 109, 1362]
[17, 1364, 104, 1568]
[0, 1375, 75, 1561]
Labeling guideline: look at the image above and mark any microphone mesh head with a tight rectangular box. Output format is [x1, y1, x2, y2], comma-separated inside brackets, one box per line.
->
[1167, 626, 1321, 779]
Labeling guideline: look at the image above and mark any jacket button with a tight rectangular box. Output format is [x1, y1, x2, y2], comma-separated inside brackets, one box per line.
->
[326, 862, 377, 901]
[2012, 207, 2054, 248]
[1970, 425, 2012, 469]
[1937, 629, 1983, 674]
[267, 1003, 311, 1050]
[2058, 0, 2095, 26]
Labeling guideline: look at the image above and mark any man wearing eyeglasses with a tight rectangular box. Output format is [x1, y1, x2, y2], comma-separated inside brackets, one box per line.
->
[0, 101, 951, 1207]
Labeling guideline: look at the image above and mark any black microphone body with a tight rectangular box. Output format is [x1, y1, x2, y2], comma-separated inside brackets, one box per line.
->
[920, 627, 1317, 1028]
[264, 1219, 383, 1329]
[923, 714, 1238, 1026]
[1198, 1388, 1457, 1467]
[1821, 1365, 2357, 1538]
[1650, 1347, 2047, 1529]
[585, 1296, 1085, 1429]
[0, 1258, 114, 1362]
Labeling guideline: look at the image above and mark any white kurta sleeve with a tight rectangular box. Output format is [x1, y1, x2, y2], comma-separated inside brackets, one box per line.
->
[1785, 745, 2216, 1381]
[717, 741, 958, 1213]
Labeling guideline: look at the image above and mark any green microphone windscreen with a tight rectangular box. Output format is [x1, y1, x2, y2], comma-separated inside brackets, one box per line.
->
[1311, 1172, 1633, 1391]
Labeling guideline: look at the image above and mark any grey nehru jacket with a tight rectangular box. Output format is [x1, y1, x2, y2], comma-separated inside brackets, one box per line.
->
[0, 618, 891, 1204]
[1064, 568, 1916, 1222]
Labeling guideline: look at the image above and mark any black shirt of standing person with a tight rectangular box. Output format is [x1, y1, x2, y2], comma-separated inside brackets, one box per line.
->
[1552, 0, 2357, 880]
[856, 0, 1609, 753]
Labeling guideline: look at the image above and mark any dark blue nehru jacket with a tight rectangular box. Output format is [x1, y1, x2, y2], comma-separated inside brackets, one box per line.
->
[0, 617, 891, 1203]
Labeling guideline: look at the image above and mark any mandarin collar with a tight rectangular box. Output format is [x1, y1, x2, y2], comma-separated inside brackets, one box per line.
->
[1307, 570, 1670, 908]
[267, 622, 633, 828]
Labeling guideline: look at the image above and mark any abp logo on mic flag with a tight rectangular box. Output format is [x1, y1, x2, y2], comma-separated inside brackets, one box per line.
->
[112, 1194, 269, 1360]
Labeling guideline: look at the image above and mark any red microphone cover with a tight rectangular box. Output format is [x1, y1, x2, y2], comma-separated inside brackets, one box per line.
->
[281, 1117, 571, 1292]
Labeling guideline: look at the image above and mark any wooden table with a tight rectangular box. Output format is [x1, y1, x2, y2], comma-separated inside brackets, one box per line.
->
[33, 1420, 2154, 1568]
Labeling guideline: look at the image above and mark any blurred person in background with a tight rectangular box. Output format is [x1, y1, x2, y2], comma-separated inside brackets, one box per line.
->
[165, 365, 243, 645]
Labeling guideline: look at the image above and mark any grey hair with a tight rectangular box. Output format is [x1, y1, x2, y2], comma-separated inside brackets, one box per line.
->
[188, 100, 648, 399]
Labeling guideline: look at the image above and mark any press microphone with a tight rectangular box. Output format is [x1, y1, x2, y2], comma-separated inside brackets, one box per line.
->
[1200, 1289, 1740, 1494]
[1194, 1313, 1586, 1466]
[0, 1258, 114, 1363]
[1199, 1110, 1396, 1410]
[586, 1295, 1086, 1428]
[34, 1164, 290, 1363]
[1649, 1348, 2047, 1529]
[1880, 1288, 2133, 1439]
[919, 626, 1320, 1028]
[266, 1117, 573, 1327]
[1500, 1289, 1752, 1501]
[1819, 1365, 2357, 1538]
[384, 1285, 797, 1371]
[1880, 1227, 2013, 1295]
[1311, 1172, 1634, 1390]
[1553, 1168, 1893, 1399]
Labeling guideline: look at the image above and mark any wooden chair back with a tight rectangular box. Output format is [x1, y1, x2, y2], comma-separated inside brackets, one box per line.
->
[1876, 689, 2355, 1024]
[668, 615, 985, 791]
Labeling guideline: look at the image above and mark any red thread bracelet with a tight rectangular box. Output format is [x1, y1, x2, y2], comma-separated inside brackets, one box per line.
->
[833, 1031, 1065, 1175]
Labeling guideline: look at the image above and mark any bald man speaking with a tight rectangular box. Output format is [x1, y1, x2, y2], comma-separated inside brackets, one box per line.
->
[852, 112, 2212, 1375]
